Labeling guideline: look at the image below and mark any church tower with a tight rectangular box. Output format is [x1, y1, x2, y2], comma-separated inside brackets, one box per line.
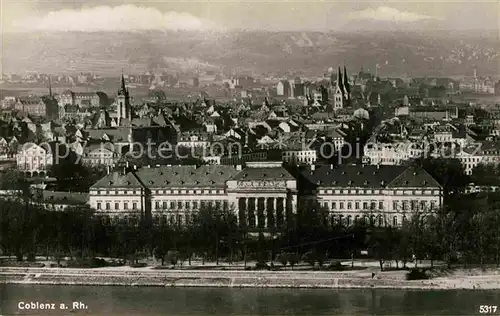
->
[116, 74, 131, 125]
[334, 67, 345, 111]
[343, 66, 351, 101]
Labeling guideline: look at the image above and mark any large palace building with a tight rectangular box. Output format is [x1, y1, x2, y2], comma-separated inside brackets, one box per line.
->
[88, 162, 442, 228]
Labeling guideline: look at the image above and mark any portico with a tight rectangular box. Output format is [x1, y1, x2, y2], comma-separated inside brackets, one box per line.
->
[227, 162, 297, 230]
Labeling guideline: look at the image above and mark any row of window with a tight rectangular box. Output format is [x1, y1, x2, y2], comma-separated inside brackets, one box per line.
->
[153, 189, 225, 195]
[154, 200, 228, 210]
[318, 189, 439, 195]
[95, 190, 140, 195]
[319, 200, 438, 211]
[330, 214, 412, 227]
[282, 151, 317, 156]
[97, 201, 138, 210]
[393, 200, 437, 210]
[322, 201, 383, 210]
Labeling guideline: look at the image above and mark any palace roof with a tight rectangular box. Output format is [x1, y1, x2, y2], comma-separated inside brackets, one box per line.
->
[90, 164, 441, 191]
[230, 166, 295, 182]
[301, 165, 441, 189]
[91, 172, 144, 189]
[135, 165, 240, 188]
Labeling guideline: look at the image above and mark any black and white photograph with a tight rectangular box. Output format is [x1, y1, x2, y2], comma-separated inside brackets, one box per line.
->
[0, 0, 499, 315]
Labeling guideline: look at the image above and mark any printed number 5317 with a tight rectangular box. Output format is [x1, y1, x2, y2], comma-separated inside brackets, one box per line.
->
[480, 305, 497, 314]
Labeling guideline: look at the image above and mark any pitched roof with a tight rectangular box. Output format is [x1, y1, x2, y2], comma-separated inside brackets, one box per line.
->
[301, 164, 441, 189]
[230, 166, 295, 181]
[135, 165, 240, 188]
[86, 128, 130, 142]
[386, 165, 441, 188]
[91, 171, 144, 189]
[42, 191, 88, 205]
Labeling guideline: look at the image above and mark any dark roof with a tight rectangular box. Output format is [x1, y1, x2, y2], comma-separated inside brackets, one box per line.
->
[86, 128, 130, 142]
[386, 165, 441, 188]
[135, 165, 240, 188]
[230, 166, 295, 181]
[42, 191, 88, 205]
[91, 172, 144, 189]
[300, 164, 441, 189]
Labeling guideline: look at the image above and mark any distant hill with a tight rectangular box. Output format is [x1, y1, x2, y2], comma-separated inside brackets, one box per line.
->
[2, 30, 499, 77]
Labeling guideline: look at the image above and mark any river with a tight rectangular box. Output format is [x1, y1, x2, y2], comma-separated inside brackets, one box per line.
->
[1, 284, 499, 315]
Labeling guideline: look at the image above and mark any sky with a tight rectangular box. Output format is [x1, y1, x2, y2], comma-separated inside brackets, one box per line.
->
[1, 0, 499, 32]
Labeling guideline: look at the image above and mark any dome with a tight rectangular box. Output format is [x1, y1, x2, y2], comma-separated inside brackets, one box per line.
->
[353, 108, 370, 120]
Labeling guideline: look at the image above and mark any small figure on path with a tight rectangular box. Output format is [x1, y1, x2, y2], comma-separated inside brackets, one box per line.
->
[372, 272, 376, 279]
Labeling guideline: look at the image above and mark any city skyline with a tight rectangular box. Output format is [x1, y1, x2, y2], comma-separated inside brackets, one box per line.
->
[2, 0, 498, 32]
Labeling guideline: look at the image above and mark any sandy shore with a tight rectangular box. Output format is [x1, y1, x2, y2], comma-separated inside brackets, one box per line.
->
[2, 266, 500, 290]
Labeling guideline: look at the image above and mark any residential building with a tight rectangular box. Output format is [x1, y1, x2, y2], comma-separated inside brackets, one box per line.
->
[454, 141, 500, 175]
[80, 143, 119, 166]
[16, 142, 54, 177]
[363, 141, 425, 165]
[14, 97, 58, 119]
[57, 90, 107, 108]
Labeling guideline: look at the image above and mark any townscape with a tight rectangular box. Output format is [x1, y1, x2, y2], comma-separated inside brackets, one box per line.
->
[3, 0, 500, 314]
[2, 60, 500, 275]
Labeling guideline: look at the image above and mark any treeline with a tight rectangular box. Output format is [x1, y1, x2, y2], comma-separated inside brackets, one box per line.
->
[2, 192, 500, 270]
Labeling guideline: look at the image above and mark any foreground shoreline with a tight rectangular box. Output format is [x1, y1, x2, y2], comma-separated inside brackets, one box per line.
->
[2, 267, 500, 290]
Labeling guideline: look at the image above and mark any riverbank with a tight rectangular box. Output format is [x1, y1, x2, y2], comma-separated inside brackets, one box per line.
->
[2, 266, 500, 290]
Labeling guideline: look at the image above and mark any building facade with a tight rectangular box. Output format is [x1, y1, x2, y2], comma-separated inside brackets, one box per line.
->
[89, 162, 442, 228]
[14, 97, 58, 119]
[57, 90, 106, 108]
[16, 142, 53, 177]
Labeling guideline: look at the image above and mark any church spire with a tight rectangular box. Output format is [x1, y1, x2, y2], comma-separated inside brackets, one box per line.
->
[120, 72, 127, 96]
[337, 66, 343, 90]
[343, 66, 350, 96]
[48, 76, 52, 98]
[117, 72, 131, 125]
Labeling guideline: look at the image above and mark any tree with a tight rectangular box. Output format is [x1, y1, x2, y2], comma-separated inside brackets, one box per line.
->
[417, 157, 469, 199]
[367, 226, 396, 271]
[153, 219, 172, 265]
[0, 170, 27, 190]
[302, 251, 316, 267]
[288, 253, 299, 270]
[276, 253, 288, 267]
[471, 163, 500, 186]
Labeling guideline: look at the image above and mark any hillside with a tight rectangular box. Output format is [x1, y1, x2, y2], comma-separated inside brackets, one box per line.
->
[2, 30, 498, 77]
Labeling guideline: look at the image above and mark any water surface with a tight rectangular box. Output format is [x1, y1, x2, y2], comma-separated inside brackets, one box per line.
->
[1, 284, 499, 315]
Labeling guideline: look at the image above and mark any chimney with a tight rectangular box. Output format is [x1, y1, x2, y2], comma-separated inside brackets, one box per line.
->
[311, 164, 316, 171]
[236, 165, 242, 171]
[330, 164, 334, 170]
[377, 164, 380, 169]
[106, 165, 111, 174]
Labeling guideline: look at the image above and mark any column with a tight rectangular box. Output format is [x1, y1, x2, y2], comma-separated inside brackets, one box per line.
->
[253, 198, 258, 228]
[273, 198, 278, 228]
[264, 197, 268, 228]
[246, 197, 253, 228]
[246, 197, 251, 227]
[283, 196, 292, 227]
[292, 195, 297, 214]
[241, 198, 248, 227]
[235, 199, 240, 225]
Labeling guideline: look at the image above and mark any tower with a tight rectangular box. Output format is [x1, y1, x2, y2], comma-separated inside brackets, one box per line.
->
[343, 66, 350, 98]
[334, 67, 345, 110]
[48, 76, 52, 98]
[116, 74, 131, 125]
